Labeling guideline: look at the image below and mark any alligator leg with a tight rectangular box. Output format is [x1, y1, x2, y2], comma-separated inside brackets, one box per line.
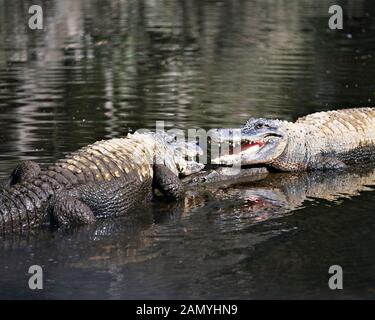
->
[7, 161, 41, 187]
[48, 194, 96, 227]
[0, 161, 41, 189]
[49, 175, 153, 227]
[47, 165, 182, 228]
[153, 164, 184, 199]
[311, 155, 346, 170]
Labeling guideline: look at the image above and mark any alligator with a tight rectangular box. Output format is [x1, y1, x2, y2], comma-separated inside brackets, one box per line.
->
[0, 132, 204, 233]
[3, 163, 375, 262]
[211, 107, 375, 171]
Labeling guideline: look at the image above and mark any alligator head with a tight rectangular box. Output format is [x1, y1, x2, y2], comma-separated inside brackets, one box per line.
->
[170, 139, 205, 176]
[142, 131, 205, 176]
[211, 118, 288, 166]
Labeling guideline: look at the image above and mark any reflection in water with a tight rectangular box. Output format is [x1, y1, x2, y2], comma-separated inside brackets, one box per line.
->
[1, 0, 375, 170]
[1, 0, 375, 299]
[1, 166, 375, 299]
[179, 165, 375, 234]
[184, 166, 375, 226]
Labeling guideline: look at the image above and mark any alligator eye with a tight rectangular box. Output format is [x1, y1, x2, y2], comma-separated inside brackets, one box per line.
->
[255, 123, 264, 129]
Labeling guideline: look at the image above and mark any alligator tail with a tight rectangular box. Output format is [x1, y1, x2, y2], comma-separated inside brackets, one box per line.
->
[0, 177, 56, 234]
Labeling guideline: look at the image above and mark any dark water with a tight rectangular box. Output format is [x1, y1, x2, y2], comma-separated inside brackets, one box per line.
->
[1, 0, 375, 299]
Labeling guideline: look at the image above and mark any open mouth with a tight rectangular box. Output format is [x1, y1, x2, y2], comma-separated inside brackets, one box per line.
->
[225, 139, 265, 156]
[240, 139, 265, 152]
[211, 132, 281, 165]
[216, 138, 266, 159]
[239, 133, 282, 153]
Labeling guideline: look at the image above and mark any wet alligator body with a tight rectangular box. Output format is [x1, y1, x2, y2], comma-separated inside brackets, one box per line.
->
[0, 132, 203, 233]
[212, 108, 375, 171]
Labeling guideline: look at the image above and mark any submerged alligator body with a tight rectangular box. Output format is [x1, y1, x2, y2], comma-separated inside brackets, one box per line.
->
[0, 132, 204, 233]
[212, 108, 375, 171]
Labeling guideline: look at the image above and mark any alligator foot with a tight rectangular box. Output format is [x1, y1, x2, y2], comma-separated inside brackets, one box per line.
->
[48, 194, 96, 228]
[153, 164, 184, 199]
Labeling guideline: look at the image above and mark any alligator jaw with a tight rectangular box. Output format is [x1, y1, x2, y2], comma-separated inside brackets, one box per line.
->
[211, 140, 263, 165]
[211, 133, 282, 165]
[240, 139, 265, 152]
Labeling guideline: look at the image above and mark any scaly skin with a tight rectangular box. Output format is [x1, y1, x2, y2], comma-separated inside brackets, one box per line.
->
[212, 108, 375, 171]
[0, 132, 204, 234]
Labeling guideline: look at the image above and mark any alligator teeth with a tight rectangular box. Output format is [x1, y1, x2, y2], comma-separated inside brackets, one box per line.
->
[242, 139, 263, 145]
